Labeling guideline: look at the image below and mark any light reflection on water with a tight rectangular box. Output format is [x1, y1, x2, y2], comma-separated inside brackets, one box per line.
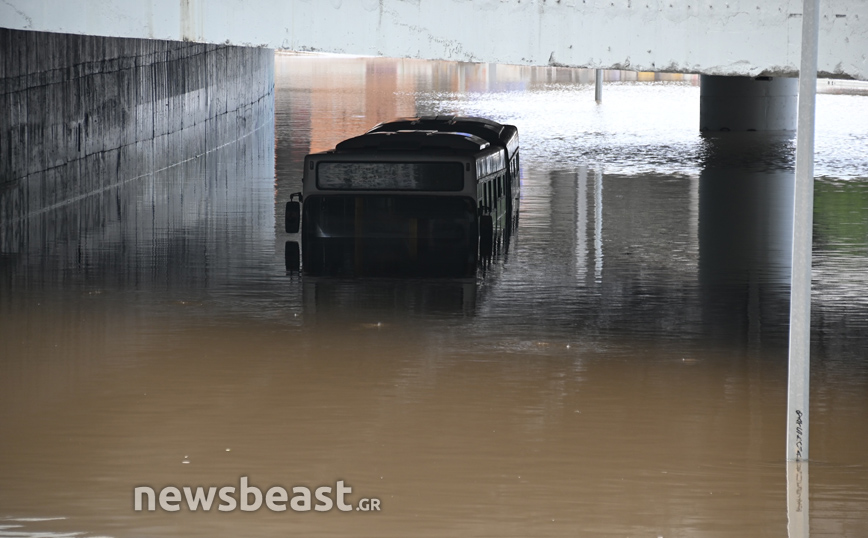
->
[1, 56, 867, 537]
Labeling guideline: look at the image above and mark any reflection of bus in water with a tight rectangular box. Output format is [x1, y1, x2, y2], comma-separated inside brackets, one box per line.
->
[285, 116, 519, 277]
[300, 278, 479, 324]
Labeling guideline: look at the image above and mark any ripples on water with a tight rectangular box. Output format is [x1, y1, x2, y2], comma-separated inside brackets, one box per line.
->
[1, 55, 867, 537]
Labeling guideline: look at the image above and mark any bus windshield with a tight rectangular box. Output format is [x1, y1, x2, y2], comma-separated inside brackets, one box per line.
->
[317, 162, 464, 191]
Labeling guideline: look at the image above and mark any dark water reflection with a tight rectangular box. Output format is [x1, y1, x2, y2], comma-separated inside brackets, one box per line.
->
[1, 56, 868, 537]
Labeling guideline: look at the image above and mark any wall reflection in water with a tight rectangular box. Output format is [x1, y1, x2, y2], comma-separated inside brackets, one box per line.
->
[1, 55, 867, 537]
[1, 123, 275, 296]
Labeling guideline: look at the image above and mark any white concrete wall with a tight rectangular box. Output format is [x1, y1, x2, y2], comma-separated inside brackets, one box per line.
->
[1, 0, 866, 80]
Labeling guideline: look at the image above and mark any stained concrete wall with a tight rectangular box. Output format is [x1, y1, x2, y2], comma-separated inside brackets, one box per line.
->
[0, 28, 274, 235]
[1, 0, 866, 81]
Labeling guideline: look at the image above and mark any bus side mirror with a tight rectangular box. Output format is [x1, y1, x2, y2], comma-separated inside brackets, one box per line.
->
[285, 200, 301, 234]
[285, 241, 300, 272]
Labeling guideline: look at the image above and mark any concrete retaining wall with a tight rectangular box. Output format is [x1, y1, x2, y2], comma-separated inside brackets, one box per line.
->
[0, 28, 274, 230]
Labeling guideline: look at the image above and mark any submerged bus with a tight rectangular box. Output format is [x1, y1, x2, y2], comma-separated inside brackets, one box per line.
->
[285, 116, 520, 277]
[367, 116, 521, 236]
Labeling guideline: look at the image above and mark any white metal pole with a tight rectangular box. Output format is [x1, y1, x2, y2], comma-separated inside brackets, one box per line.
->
[786, 0, 820, 462]
[595, 69, 603, 103]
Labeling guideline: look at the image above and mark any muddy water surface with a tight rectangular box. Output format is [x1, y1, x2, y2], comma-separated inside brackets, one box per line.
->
[2, 56, 867, 537]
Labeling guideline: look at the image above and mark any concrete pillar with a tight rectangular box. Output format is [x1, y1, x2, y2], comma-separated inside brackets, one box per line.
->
[699, 75, 798, 132]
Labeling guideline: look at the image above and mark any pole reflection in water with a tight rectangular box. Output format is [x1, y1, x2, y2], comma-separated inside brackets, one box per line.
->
[788, 461, 809, 538]
[1, 55, 868, 537]
[575, 165, 589, 278]
[594, 167, 604, 283]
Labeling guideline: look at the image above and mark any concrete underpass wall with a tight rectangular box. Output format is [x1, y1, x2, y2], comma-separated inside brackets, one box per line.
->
[0, 28, 274, 235]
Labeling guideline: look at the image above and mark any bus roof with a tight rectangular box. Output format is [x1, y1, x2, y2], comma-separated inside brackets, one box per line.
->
[368, 116, 519, 158]
[333, 130, 492, 154]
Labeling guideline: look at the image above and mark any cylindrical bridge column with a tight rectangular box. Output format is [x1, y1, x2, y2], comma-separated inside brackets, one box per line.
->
[699, 75, 798, 132]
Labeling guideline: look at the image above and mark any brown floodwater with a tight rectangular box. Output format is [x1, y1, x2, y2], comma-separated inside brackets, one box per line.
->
[1, 55, 867, 537]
